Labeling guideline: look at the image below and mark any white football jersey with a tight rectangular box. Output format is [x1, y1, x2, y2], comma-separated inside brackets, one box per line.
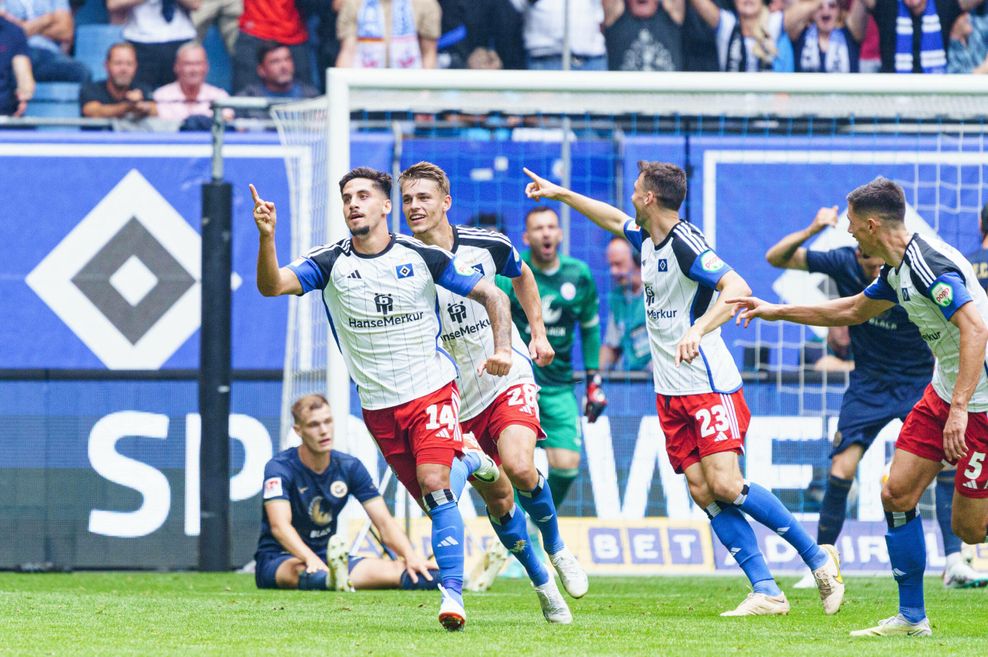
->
[288, 234, 482, 410]
[437, 226, 536, 421]
[624, 220, 743, 396]
[864, 233, 988, 411]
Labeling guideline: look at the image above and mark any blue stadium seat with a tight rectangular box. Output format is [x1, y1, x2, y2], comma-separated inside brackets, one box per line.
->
[26, 82, 81, 128]
[75, 24, 124, 81]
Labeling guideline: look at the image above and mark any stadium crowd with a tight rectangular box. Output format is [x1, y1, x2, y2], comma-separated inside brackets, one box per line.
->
[3, 0, 988, 120]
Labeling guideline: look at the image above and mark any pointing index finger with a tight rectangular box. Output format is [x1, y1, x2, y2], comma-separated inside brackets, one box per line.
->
[249, 183, 261, 204]
[522, 167, 542, 182]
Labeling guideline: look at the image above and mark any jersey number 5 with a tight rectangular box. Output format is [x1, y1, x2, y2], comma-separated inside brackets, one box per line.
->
[695, 405, 731, 439]
[964, 452, 985, 481]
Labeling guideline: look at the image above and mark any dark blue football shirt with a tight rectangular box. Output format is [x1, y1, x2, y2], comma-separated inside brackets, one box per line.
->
[965, 247, 988, 293]
[255, 448, 380, 556]
[806, 247, 933, 379]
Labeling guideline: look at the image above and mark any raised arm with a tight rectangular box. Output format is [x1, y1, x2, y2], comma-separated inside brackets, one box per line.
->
[845, 0, 868, 42]
[784, 0, 822, 41]
[523, 167, 632, 237]
[363, 497, 434, 583]
[251, 184, 303, 296]
[511, 262, 554, 366]
[943, 303, 988, 462]
[730, 291, 895, 328]
[467, 279, 514, 376]
[764, 206, 838, 270]
[688, 0, 721, 28]
[264, 500, 328, 574]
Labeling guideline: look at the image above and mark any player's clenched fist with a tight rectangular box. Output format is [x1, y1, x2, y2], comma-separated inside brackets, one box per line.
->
[250, 183, 277, 237]
[479, 351, 513, 377]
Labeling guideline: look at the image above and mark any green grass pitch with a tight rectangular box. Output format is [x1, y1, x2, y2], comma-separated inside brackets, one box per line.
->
[0, 573, 983, 656]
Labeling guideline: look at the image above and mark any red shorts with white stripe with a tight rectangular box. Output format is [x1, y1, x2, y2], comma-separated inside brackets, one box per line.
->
[896, 384, 988, 498]
[361, 381, 463, 503]
[655, 389, 750, 474]
[461, 382, 546, 466]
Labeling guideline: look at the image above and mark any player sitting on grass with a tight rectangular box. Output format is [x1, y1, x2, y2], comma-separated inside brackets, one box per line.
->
[732, 177, 988, 637]
[255, 394, 440, 592]
[399, 161, 588, 624]
[522, 162, 845, 618]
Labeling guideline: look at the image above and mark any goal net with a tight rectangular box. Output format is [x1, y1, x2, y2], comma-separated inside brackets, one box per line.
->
[272, 71, 988, 568]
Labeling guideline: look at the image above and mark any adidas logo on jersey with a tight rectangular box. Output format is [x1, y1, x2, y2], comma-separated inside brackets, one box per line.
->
[435, 428, 451, 439]
[775, 526, 789, 536]
[346, 270, 361, 279]
[963, 480, 980, 490]
[437, 536, 460, 548]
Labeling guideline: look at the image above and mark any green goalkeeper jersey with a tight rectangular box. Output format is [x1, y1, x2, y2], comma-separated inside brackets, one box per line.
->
[497, 251, 600, 387]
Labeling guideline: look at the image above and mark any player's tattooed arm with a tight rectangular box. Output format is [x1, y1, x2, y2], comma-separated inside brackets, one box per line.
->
[467, 279, 514, 376]
[363, 498, 434, 583]
[522, 167, 631, 237]
[251, 184, 303, 296]
[764, 206, 838, 270]
[944, 303, 988, 461]
[513, 262, 555, 366]
[265, 500, 328, 574]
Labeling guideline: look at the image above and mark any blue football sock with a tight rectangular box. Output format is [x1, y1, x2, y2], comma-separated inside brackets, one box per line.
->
[449, 456, 476, 499]
[516, 473, 564, 556]
[735, 481, 828, 571]
[885, 510, 926, 623]
[424, 490, 465, 601]
[707, 502, 781, 597]
[936, 471, 962, 557]
[489, 505, 550, 586]
[400, 568, 442, 590]
[297, 570, 328, 590]
[817, 474, 854, 546]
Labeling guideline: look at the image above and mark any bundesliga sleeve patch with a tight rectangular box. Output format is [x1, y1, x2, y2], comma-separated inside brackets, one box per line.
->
[262, 477, 284, 500]
[931, 282, 953, 307]
[699, 251, 726, 272]
[926, 272, 972, 319]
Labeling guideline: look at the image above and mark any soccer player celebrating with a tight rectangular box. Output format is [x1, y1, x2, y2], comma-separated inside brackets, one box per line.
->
[250, 169, 510, 632]
[766, 206, 987, 589]
[255, 394, 441, 592]
[522, 162, 845, 617]
[733, 177, 988, 637]
[398, 161, 588, 624]
[496, 205, 606, 513]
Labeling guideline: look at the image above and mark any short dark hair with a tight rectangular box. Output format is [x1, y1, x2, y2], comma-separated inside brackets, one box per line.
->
[846, 177, 906, 223]
[609, 235, 641, 267]
[257, 41, 289, 66]
[339, 167, 392, 197]
[637, 161, 687, 211]
[524, 205, 557, 227]
[398, 161, 450, 196]
[291, 393, 330, 424]
[980, 202, 988, 240]
[106, 42, 136, 61]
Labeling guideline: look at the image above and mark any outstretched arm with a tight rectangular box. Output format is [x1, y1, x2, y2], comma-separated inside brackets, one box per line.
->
[467, 279, 514, 376]
[251, 183, 303, 296]
[764, 206, 838, 270]
[523, 167, 632, 237]
[943, 303, 988, 462]
[730, 292, 894, 328]
[675, 271, 752, 365]
[512, 262, 554, 366]
[363, 497, 433, 584]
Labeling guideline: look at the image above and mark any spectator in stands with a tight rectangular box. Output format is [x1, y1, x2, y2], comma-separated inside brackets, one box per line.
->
[510, 0, 608, 70]
[79, 42, 157, 125]
[336, 0, 441, 68]
[787, 0, 867, 72]
[688, 0, 798, 71]
[682, 0, 723, 70]
[437, 0, 525, 70]
[0, 15, 34, 116]
[600, 237, 651, 372]
[109, 0, 199, 91]
[152, 41, 229, 125]
[191, 0, 241, 56]
[603, 0, 685, 71]
[1, 0, 90, 82]
[859, 0, 975, 73]
[314, 0, 343, 84]
[947, 9, 988, 71]
[235, 42, 317, 118]
[234, 0, 312, 92]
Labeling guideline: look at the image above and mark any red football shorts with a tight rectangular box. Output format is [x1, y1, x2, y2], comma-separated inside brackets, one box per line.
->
[461, 382, 546, 466]
[897, 384, 988, 498]
[362, 381, 463, 502]
[656, 389, 750, 474]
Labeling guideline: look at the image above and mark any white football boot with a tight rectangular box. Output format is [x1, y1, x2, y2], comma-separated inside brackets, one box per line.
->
[812, 544, 845, 615]
[466, 541, 510, 592]
[437, 585, 466, 632]
[548, 547, 589, 598]
[534, 578, 573, 624]
[720, 592, 790, 617]
[850, 614, 932, 637]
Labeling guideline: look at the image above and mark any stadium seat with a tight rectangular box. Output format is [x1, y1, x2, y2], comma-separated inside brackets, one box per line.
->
[26, 82, 81, 129]
[75, 24, 124, 81]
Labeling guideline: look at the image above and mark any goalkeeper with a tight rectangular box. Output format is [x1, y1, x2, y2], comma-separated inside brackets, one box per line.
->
[496, 206, 605, 511]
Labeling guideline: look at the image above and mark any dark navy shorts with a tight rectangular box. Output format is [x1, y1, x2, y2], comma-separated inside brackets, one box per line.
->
[831, 372, 927, 457]
[254, 550, 364, 589]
